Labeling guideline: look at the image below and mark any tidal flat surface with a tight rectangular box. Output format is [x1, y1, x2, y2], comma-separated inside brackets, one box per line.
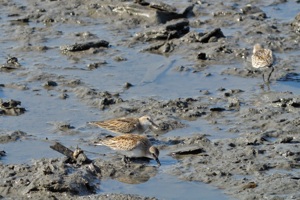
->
[1, 0, 300, 199]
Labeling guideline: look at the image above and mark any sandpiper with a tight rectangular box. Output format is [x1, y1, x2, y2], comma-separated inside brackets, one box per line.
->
[251, 43, 275, 83]
[88, 115, 159, 134]
[96, 134, 161, 166]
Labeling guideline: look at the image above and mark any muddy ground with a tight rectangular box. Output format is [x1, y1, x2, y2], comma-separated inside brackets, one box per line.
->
[1, 0, 300, 199]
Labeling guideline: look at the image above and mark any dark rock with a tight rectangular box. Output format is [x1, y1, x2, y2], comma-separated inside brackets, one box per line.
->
[240, 5, 266, 16]
[210, 107, 226, 112]
[135, 19, 189, 42]
[217, 87, 226, 91]
[59, 93, 69, 99]
[170, 146, 205, 157]
[228, 143, 236, 147]
[0, 99, 26, 116]
[113, 2, 194, 24]
[0, 150, 6, 157]
[279, 137, 294, 143]
[1, 99, 21, 108]
[43, 81, 57, 87]
[197, 28, 225, 43]
[0, 56, 21, 71]
[124, 82, 133, 89]
[197, 52, 207, 60]
[60, 40, 109, 53]
[10, 18, 30, 25]
[87, 61, 107, 70]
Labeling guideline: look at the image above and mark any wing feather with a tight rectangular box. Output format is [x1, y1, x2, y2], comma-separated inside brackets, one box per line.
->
[89, 117, 140, 133]
[101, 134, 147, 151]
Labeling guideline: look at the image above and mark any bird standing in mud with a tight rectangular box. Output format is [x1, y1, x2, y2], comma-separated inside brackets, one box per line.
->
[88, 115, 159, 134]
[251, 43, 275, 83]
[95, 134, 161, 166]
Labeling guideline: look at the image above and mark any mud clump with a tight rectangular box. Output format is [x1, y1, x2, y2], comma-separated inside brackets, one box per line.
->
[0, 157, 158, 200]
[0, 158, 96, 198]
[0, 151, 6, 159]
[291, 12, 300, 34]
[0, 57, 21, 71]
[0, 99, 26, 116]
[60, 40, 109, 53]
[73, 87, 123, 110]
[0, 131, 28, 144]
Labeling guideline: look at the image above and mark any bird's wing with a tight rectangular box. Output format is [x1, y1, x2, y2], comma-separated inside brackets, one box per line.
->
[89, 118, 139, 133]
[101, 134, 142, 151]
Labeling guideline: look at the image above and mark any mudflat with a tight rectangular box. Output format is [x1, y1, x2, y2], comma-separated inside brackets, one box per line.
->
[1, 1, 300, 199]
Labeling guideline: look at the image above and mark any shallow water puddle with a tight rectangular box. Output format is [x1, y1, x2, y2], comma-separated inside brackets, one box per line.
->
[164, 119, 238, 140]
[262, 2, 300, 23]
[1, 139, 60, 164]
[100, 173, 233, 200]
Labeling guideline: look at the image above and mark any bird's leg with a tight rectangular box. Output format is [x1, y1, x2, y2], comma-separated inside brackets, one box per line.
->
[266, 83, 270, 91]
[122, 155, 128, 163]
[262, 73, 265, 83]
[122, 155, 131, 167]
[267, 67, 275, 83]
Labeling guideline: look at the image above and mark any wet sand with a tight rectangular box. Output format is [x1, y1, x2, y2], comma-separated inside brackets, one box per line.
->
[1, 0, 300, 199]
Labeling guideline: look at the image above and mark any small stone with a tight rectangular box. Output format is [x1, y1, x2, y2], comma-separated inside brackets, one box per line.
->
[0, 150, 6, 156]
[242, 182, 257, 190]
[43, 81, 57, 87]
[114, 56, 127, 62]
[124, 82, 133, 89]
[200, 90, 210, 95]
[210, 107, 226, 112]
[59, 93, 69, 99]
[204, 73, 212, 77]
[217, 87, 226, 91]
[87, 61, 107, 70]
[279, 137, 293, 143]
[228, 143, 236, 147]
[197, 52, 207, 60]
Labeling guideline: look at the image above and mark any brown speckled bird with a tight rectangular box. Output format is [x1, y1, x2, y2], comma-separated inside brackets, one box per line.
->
[96, 134, 160, 166]
[88, 115, 159, 134]
[251, 43, 275, 82]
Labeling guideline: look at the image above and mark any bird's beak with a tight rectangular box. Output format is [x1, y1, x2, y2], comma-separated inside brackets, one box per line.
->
[155, 157, 161, 167]
[149, 119, 159, 130]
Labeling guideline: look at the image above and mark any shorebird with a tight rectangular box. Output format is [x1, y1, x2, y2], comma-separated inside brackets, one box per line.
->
[96, 134, 161, 166]
[251, 43, 275, 83]
[88, 115, 159, 134]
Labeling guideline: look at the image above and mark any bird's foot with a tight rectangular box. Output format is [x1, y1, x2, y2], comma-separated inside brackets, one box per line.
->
[122, 156, 131, 167]
[259, 83, 265, 89]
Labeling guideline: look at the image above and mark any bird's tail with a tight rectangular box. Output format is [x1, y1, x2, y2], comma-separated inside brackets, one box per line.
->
[94, 141, 104, 146]
[87, 121, 98, 126]
[93, 136, 114, 146]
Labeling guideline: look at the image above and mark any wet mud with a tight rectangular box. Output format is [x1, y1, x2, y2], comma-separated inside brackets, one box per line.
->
[1, 0, 300, 199]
